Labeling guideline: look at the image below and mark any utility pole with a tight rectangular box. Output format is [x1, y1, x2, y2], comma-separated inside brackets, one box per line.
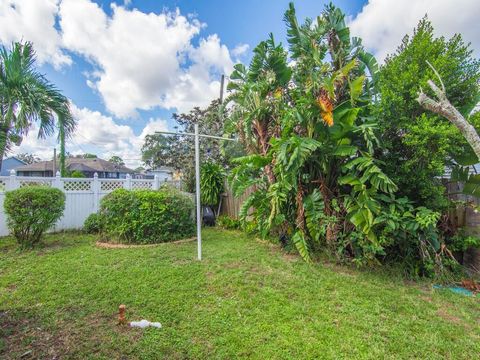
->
[53, 148, 57, 176]
[219, 74, 225, 104]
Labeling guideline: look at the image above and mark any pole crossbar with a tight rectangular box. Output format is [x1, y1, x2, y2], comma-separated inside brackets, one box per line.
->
[155, 130, 236, 142]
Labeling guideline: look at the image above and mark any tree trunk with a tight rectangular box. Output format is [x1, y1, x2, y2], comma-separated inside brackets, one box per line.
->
[0, 124, 9, 171]
[318, 179, 337, 246]
[59, 124, 66, 176]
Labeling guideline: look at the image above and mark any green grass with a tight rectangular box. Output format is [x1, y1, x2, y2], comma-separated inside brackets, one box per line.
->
[0, 229, 479, 359]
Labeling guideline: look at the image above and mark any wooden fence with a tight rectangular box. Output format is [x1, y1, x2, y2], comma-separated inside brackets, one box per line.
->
[445, 180, 480, 273]
[219, 182, 255, 219]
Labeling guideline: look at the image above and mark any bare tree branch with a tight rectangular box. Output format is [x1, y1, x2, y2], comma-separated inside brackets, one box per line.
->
[417, 65, 480, 160]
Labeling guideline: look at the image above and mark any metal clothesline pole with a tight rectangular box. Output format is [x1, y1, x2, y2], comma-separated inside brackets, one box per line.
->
[155, 128, 236, 261]
[194, 124, 202, 260]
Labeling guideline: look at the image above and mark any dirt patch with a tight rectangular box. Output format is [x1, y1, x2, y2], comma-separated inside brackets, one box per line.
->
[420, 295, 433, 303]
[96, 237, 196, 249]
[436, 308, 463, 325]
[0, 310, 141, 359]
[0, 310, 66, 359]
[223, 261, 245, 270]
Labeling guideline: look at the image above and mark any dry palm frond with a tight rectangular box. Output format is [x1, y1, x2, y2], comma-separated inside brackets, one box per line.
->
[316, 89, 334, 126]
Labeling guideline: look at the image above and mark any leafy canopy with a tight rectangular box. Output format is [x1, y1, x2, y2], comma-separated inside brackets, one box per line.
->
[376, 18, 480, 209]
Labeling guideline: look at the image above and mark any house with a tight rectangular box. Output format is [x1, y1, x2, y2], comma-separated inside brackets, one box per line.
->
[1, 156, 26, 176]
[144, 167, 174, 181]
[133, 167, 174, 181]
[15, 157, 135, 178]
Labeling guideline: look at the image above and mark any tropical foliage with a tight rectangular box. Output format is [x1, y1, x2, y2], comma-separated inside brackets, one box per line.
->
[0, 42, 76, 176]
[200, 161, 225, 207]
[227, 3, 452, 273]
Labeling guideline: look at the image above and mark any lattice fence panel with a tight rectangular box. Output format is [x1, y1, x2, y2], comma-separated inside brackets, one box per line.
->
[63, 180, 92, 192]
[19, 179, 53, 188]
[100, 180, 124, 192]
[131, 181, 153, 190]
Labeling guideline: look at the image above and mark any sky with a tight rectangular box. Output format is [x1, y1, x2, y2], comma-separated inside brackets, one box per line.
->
[0, 0, 479, 168]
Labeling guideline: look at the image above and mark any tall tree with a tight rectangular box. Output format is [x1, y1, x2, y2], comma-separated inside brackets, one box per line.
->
[375, 18, 480, 209]
[141, 99, 242, 173]
[76, 153, 97, 159]
[0, 42, 75, 172]
[109, 155, 125, 166]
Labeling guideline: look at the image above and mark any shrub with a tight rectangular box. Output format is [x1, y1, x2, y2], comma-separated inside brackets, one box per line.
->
[4, 186, 65, 248]
[200, 161, 224, 206]
[100, 187, 195, 244]
[83, 213, 104, 234]
[70, 170, 86, 178]
[216, 215, 241, 230]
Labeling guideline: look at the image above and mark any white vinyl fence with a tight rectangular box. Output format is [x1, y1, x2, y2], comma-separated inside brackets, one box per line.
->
[0, 171, 181, 237]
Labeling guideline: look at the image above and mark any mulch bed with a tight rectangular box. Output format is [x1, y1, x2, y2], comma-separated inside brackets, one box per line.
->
[95, 237, 196, 249]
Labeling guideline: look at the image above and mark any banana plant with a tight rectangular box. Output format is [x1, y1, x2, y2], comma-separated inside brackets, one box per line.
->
[228, 3, 393, 262]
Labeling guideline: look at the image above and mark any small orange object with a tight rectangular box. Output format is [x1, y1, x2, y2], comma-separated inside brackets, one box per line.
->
[118, 304, 126, 325]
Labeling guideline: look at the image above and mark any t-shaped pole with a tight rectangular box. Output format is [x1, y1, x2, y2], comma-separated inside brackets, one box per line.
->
[155, 129, 236, 261]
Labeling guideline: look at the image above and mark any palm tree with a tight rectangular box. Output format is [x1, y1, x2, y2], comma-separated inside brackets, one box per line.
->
[0, 41, 76, 174]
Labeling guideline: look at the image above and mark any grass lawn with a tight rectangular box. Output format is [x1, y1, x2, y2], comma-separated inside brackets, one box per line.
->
[0, 228, 479, 359]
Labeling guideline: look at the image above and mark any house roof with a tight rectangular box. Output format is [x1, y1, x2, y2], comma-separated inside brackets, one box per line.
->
[2, 156, 27, 164]
[15, 157, 134, 174]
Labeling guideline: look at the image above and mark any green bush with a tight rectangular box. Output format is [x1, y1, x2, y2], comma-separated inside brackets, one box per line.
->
[70, 170, 86, 178]
[3, 186, 65, 248]
[216, 215, 241, 230]
[100, 187, 195, 244]
[200, 161, 224, 206]
[83, 213, 104, 234]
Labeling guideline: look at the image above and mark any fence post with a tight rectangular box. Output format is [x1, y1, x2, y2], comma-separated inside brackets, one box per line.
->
[53, 171, 63, 190]
[93, 172, 99, 212]
[125, 174, 131, 190]
[153, 174, 160, 190]
[8, 169, 17, 191]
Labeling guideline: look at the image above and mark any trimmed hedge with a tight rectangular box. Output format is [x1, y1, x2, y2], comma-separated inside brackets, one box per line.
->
[4, 186, 65, 248]
[99, 187, 195, 244]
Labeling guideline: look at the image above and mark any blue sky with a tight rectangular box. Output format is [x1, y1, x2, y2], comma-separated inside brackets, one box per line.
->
[41, 0, 367, 133]
[0, 0, 478, 166]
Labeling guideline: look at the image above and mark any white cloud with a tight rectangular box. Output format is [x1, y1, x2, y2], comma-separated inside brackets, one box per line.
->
[0, 0, 239, 163]
[350, 0, 480, 62]
[232, 43, 249, 58]
[59, 0, 201, 117]
[162, 34, 234, 112]
[0, 0, 71, 68]
[10, 103, 169, 168]
[58, 0, 234, 117]
[0, 0, 238, 117]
